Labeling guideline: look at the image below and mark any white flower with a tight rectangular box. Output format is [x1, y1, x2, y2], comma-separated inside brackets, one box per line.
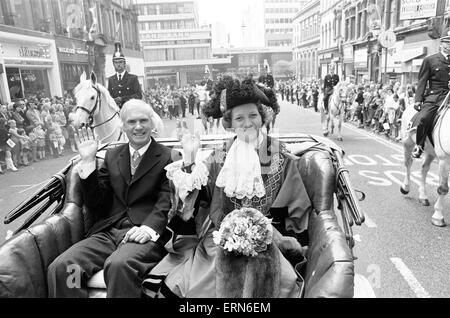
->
[213, 207, 273, 257]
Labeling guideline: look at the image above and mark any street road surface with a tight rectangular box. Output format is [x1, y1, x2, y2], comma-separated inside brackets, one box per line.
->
[1, 101, 449, 298]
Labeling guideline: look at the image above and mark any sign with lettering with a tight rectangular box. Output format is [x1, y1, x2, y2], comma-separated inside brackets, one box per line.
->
[19, 46, 50, 59]
[400, 0, 438, 20]
[58, 47, 76, 54]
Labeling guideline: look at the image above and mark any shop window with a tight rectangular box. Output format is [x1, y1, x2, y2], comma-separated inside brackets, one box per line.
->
[6, 68, 23, 100]
[21, 69, 50, 99]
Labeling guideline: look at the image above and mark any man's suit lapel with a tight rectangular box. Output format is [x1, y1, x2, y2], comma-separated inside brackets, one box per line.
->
[130, 139, 162, 186]
[118, 146, 132, 184]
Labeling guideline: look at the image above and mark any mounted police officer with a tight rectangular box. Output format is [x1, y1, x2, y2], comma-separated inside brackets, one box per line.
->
[108, 42, 142, 109]
[412, 28, 450, 158]
[258, 65, 275, 89]
[323, 65, 340, 114]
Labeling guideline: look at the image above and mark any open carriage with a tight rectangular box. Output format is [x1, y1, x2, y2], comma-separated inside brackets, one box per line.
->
[0, 133, 371, 298]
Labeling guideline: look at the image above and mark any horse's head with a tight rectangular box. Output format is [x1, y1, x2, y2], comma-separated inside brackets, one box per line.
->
[73, 72, 102, 128]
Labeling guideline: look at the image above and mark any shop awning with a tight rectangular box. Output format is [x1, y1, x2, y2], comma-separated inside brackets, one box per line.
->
[402, 47, 427, 63]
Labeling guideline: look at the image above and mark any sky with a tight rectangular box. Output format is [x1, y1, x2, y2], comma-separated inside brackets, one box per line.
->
[197, 0, 258, 47]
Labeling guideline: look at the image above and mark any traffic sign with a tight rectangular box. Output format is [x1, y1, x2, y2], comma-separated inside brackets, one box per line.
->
[379, 30, 396, 48]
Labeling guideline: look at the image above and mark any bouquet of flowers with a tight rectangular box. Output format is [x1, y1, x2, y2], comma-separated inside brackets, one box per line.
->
[213, 207, 273, 257]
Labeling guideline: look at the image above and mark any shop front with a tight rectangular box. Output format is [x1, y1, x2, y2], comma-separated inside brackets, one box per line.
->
[55, 37, 89, 94]
[319, 52, 332, 79]
[0, 31, 61, 102]
[343, 45, 354, 82]
[354, 47, 368, 84]
[381, 41, 404, 84]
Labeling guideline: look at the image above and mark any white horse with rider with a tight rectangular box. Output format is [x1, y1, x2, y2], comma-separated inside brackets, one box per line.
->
[400, 92, 450, 227]
[318, 82, 347, 141]
[73, 72, 163, 144]
[195, 83, 214, 134]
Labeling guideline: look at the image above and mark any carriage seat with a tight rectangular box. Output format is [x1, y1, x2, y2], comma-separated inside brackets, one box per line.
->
[0, 145, 355, 298]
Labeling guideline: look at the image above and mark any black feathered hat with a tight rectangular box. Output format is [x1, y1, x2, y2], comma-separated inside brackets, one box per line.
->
[113, 42, 126, 62]
[217, 78, 279, 113]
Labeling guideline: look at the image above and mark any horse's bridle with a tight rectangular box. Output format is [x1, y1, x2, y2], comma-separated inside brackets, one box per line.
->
[76, 85, 119, 130]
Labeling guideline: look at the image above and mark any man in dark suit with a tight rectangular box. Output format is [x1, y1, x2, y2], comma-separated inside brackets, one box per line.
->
[47, 99, 178, 297]
[412, 30, 450, 158]
[323, 66, 340, 114]
[108, 42, 142, 109]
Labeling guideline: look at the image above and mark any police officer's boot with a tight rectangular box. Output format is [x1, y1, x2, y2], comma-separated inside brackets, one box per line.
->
[412, 145, 424, 159]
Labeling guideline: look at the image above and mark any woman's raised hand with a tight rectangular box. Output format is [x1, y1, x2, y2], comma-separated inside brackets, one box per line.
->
[177, 121, 201, 165]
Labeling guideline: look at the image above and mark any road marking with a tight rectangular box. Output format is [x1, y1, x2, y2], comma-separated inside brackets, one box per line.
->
[390, 258, 431, 298]
[343, 123, 404, 153]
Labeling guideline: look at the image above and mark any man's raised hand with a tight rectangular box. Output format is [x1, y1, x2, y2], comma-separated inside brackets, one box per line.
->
[74, 127, 98, 164]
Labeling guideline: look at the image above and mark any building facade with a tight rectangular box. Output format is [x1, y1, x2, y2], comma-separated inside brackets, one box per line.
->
[318, 0, 344, 80]
[340, 0, 442, 85]
[264, 0, 307, 47]
[0, 0, 143, 103]
[213, 47, 293, 79]
[293, 0, 320, 81]
[135, 0, 230, 88]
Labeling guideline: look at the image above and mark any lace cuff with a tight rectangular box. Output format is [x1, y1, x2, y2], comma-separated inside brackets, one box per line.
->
[165, 160, 209, 202]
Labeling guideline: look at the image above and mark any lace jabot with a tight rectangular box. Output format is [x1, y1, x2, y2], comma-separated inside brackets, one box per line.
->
[215, 138, 266, 200]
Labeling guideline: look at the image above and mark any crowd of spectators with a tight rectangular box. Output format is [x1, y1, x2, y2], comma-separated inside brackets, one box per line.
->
[0, 96, 78, 174]
[143, 86, 203, 120]
[276, 79, 416, 142]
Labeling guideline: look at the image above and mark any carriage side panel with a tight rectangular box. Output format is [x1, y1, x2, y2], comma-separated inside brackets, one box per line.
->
[0, 231, 47, 297]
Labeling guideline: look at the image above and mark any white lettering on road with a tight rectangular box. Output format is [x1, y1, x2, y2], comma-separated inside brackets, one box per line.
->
[359, 170, 393, 186]
[390, 258, 431, 298]
[374, 155, 401, 166]
[348, 155, 377, 166]
[349, 155, 439, 188]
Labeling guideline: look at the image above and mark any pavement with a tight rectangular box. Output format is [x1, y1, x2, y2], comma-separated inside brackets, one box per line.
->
[1, 101, 450, 297]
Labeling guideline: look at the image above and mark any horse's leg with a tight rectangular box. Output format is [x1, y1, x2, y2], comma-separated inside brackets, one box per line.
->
[321, 109, 328, 137]
[433, 158, 450, 227]
[337, 112, 344, 141]
[401, 139, 414, 195]
[418, 153, 435, 206]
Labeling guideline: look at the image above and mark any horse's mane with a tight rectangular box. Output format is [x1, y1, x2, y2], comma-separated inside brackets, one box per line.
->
[73, 80, 120, 113]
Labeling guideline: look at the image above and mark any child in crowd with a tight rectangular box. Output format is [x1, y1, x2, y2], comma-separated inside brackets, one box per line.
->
[28, 130, 38, 162]
[67, 118, 77, 153]
[34, 124, 46, 160]
[52, 121, 65, 157]
[18, 128, 30, 166]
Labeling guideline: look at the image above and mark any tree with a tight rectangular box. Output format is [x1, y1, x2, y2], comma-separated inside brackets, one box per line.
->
[273, 60, 295, 78]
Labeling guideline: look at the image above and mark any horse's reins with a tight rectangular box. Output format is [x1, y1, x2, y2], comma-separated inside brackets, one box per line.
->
[76, 84, 121, 133]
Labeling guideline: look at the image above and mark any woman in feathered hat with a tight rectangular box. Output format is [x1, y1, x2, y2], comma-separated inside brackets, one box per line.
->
[144, 77, 311, 298]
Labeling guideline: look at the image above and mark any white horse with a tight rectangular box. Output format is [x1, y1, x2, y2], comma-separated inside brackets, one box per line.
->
[73, 72, 163, 144]
[195, 84, 213, 134]
[318, 83, 345, 141]
[400, 95, 450, 227]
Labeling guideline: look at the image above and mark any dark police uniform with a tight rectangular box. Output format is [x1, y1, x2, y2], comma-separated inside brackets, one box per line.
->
[108, 72, 142, 109]
[413, 52, 450, 150]
[323, 74, 340, 112]
[258, 73, 275, 89]
[107, 42, 142, 109]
